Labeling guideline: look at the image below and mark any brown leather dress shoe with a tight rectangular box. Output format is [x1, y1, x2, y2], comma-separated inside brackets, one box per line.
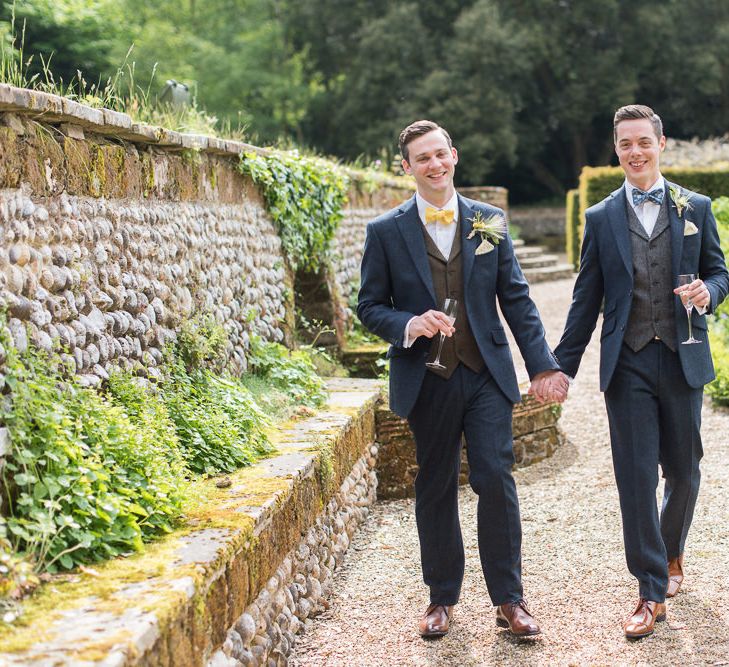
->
[623, 598, 666, 639]
[495, 599, 541, 637]
[418, 603, 453, 638]
[667, 555, 684, 598]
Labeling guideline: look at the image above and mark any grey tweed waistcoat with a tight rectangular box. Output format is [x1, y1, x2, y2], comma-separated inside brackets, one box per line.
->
[623, 198, 677, 352]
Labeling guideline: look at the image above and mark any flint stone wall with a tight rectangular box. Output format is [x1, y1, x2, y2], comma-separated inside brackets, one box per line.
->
[0, 93, 411, 387]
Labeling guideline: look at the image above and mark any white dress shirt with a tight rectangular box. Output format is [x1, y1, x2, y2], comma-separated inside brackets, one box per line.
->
[403, 192, 460, 346]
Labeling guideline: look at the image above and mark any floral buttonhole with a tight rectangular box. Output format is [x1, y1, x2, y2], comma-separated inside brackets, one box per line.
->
[467, 211, 507, 255]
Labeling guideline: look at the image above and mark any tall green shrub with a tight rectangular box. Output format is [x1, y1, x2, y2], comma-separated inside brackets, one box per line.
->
[707, 196, 729, 405]
[565, 189, 580, 270]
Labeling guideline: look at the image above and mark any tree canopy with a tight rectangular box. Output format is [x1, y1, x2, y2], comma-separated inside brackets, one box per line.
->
[2, 0, 729, 201]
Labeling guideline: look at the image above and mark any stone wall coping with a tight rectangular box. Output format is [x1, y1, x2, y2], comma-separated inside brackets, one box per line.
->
[0, 84, 413, 191]
[0, 377, 384, 666]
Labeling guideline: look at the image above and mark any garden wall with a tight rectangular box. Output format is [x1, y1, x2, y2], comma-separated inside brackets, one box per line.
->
[0, 85, 411, 389]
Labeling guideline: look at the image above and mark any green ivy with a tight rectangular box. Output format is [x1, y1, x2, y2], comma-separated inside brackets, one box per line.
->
[239, 151, 349, 272]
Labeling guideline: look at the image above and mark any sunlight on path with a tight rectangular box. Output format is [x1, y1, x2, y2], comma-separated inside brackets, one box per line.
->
[292, 276, 729, 666]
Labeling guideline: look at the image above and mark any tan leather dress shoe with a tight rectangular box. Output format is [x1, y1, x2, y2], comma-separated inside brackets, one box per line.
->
[623, 598, 666, 639]
[418, 603, 453, 638]
[495, 599, 541, 637]
[667, 555, 684, 598]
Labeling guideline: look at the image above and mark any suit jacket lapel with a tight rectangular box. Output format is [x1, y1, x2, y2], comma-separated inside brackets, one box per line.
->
[460, 195, 479, 288]
[395, 196, 437, 304]
[607, 187, 633, 277]
[665, 180, 685, 279]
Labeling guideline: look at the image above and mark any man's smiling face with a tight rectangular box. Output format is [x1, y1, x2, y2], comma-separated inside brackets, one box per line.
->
[615, 118, 666, 191]
[402, 129, 458, 206]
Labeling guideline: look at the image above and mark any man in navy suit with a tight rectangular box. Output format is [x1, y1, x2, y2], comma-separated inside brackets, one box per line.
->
[357, 120, 567, 638]
[549, 105, 728, 638]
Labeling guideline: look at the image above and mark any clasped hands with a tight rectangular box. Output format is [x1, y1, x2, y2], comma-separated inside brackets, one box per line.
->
[529, 370, 569, 404]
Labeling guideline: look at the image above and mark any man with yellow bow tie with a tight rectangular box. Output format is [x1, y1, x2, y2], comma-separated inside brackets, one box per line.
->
[358, 120, 567, 640]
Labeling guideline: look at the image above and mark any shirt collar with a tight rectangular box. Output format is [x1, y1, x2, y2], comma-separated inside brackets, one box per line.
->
[625, 175, 665, 205]
[416, 191, 459, 224]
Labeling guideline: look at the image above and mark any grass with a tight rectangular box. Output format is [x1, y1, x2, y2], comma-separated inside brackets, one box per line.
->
[0, 4, 246, 139]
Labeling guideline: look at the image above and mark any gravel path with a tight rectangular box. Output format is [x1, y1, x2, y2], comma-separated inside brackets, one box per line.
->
[291, 277, 729, 666]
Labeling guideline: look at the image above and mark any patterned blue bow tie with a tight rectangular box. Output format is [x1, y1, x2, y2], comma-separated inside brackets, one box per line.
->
[632, 187, 664, 206]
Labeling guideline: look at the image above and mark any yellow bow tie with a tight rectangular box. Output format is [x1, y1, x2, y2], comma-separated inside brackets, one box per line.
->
[425, 207, 454, 225]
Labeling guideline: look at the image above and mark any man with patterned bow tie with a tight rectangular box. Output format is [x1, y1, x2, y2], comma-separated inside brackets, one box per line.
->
[357, 120, 567, 639]
[546, 104, 728, 638]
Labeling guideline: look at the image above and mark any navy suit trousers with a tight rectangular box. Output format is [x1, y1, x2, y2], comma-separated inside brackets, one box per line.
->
[407, 364, 523, 606]
[605, 341, 703, 602]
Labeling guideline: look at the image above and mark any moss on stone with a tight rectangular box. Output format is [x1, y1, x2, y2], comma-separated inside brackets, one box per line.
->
[141, 151, 155, 198]
[88, 143, 105, 196]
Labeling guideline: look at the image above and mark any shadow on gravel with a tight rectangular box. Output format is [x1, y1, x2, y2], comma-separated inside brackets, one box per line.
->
[516, 436, 580, 487]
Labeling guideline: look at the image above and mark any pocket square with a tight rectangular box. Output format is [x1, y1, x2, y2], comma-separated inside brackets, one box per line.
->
[684, 220, 698, 236]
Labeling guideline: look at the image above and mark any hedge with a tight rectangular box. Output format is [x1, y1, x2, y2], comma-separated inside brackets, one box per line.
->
[564, 189, 580, 270]
[567, 166, 729, 267]
[707, 196, 729, 405]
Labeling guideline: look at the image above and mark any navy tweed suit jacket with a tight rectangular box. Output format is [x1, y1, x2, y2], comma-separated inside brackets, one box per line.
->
[357, 194, 559, 418]
[554, 182, 729, 390]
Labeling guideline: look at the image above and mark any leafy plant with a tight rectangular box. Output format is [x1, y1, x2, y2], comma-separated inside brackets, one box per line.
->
[239, 151, 349, 272]
[246, 334, 327, 407]
[1, 332, 185, 572]
[174, 314, 229, 373]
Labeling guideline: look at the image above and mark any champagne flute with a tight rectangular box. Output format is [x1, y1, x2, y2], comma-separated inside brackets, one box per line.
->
[426, 298, 458, 370]
[677, 274, 701, 345]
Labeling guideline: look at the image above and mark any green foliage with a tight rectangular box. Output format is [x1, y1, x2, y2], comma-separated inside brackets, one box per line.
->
[708, 318, 729, 406]
[174, 314, 228, 373]
[0, 520, 38, 609]
[1, 331, 185, 572]
[246, 334, 327, 408]
[5, 0, 729, 199]
[0, 309, 328, 577]
[707, 197, 729, 404]
[239, 150, 349, 272]
[565, 189, 581, 270]
[162, 360, 272, 475]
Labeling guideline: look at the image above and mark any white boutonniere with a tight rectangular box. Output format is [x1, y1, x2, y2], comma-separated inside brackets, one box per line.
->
[467, 211, 507, 255]
[669, 185, 692, 218]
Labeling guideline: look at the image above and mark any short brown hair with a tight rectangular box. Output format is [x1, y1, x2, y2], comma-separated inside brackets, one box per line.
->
[399, 120, 452, 162]
[613, 104, 663, 141]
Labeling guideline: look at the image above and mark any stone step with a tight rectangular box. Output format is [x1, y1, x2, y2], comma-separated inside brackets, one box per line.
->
[512, 238, 525, 247]
[523, 263, 575, 283]
[514, 245, 544, 258]
[517, 253, 560, 269]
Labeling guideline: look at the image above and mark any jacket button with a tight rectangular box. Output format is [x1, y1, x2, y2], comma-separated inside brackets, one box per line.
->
[628, 290, 633, 296]
[620, 324, 625, 331]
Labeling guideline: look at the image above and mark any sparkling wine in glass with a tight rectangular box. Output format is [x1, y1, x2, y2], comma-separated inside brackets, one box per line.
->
[677, 274, 701, 345]
[426, 298, 458, 370]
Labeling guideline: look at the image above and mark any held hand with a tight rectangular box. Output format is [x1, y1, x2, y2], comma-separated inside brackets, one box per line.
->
[673, 279, 710, 309]
[529, 370, 569, 404]
[409, 309, 456, 340]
